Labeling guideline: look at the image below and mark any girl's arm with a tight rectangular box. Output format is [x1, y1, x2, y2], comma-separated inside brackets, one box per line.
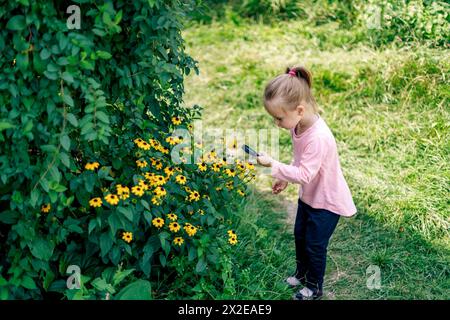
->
[271, 137, 325, 185]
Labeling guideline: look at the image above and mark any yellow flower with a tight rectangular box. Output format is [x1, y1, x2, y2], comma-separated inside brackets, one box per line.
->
[172, 116, 182, 125]
[246, 162, 255, 171]
[169, 222, 181, 233]
[237, 189, 245, 197]
[198, 209, 205, 215]
[187, 124, 193, 131]
[137, 140, 151, 150]
[148, 174, 165, 187]
[225, 168, 236, 177]
[184, 224, 198, 237]
[165, 136, 177, 146]
[85, 162, 100, 170]
[173, 237, 184, 246]
[154, 160, 163, 170]
[149, 139, 159, 148]
[153, 186, 167, 197]
[227, 230, 236, 236]
[228, 235, 238, 245]
[188, 210, 194, 215]
[184, 186, 192, 193]
[188, 190, 200, 202]
[197, 162, 207, 172]
[152, 217, 164, 228]
[212, 163, 221, 172]
[89, 197, 102, 207]
[134, 138, 144, 144]
[237, 163, 246, 171]
[104, 194, 119, 206]
[151, 196, 161, 206]
[164, 167, 175, 177]
[41, 203, 51, 213]
[226, 181, 234, 190]
[138, 179, 149, 191]
[136, 160, 147, 168]
[160, 147, 169, 154]
[175, 175, 186, 185]
[167, 213, 177, 221]
[122, 232, 133, 243]
[131, 186, 144, 197]
[145, 172, 155, 181]
[116, 185, 130, 200]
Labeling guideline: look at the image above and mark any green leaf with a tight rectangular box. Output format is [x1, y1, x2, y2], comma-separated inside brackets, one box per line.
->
[21, 275, 37, 290]
[114, 280, 152, 300]
[96, 51, 112, 60]
[66, 113, 78, 127]
[40, 48, 51, 60]
[112, 268, 135, 287]
[96, 111, 109, 124]
[30, 189, 40, 208]
[59, 152, 71, 168]
[61, 71, 74, 83]
[29, 238, 55, 261]
[118, 207, 133, 222]
[60, 135, 70, 151]
[195, 258, 207, 273]
[0, 121, 15, 131]
[7, 16, 26, 31]
[100, 232, 113, 257]
[62, 93, 74, 107]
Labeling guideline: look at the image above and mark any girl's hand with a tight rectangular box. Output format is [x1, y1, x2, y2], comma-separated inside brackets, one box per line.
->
[256, 152, 273, 167]
[272, 179, 288, 194]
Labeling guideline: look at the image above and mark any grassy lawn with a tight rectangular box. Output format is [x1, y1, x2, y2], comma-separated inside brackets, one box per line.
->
[182, 17, 449, 299]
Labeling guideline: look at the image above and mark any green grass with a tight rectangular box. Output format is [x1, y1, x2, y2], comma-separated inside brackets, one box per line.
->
[181, 17, 449, 299]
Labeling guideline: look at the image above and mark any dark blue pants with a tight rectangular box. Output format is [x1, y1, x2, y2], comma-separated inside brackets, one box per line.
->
[294, 198, 340, 293]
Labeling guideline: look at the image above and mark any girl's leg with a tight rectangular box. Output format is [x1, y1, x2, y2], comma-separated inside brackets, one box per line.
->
[303, 201, 340, 295]
[293, 198, 309, 284]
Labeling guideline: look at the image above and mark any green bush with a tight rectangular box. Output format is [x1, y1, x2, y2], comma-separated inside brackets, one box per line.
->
[0, 0, 254, 299]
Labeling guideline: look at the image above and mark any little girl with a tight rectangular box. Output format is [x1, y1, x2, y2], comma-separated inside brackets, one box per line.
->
[256, 66, 357, 300]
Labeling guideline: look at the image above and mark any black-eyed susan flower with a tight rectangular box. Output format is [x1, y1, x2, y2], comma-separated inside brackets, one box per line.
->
[188, 190, 200, 202]
[144, 172, 155, 181]
[167, 213, 177, 221]
[160, 147, 169, 154]
[153, 186, 166, 197]
[149, 139, 159, 149]
[137, 140, 151, 150]
[188, 210, 194, 215]
[184, 224, 198, 237]
[105, 194, 119, 206]
[197, 162, 207, 172]
[164, 166, 175, 177]
[198, 209, 205, 215]
[237, 189, 245, 197]
[151, 196, 161, 206]
[134, 138, 144, 145]
[131, 186, 144, 197]
[212, 163, 221, 172]
[138, 179, 149, 191]
[169, 222, 181, 233]
[41, 203, 51, 213]
[227, 230, 236, 236]
[173, 237, 184, 246]
[85, 162, 100, 170]
[172, 116, 182, 125]
[187, 124, 193, 131]
[122, 232, 133, 243]
[225, 168, 236, 177]
[237, 163, 246, 171]
[136, 160, 147, 168]
[229, 235, 238, 245]
[152, 217, 164, 228]
[184, 186, 192, 193]
[154, 160, 163, 170]
[175, 175, 186, 185]
[89, 197, 102, 207]
[165, 136, 177, 146]
[246, 162, 255, 171]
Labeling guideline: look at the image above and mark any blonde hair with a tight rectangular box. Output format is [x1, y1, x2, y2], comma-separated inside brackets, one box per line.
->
[263, 66, 318, 113]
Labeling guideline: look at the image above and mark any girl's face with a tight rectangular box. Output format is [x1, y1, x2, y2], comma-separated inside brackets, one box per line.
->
[264, 100, 305, 130]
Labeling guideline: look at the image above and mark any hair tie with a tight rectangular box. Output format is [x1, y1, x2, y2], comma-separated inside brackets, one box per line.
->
[288, 69, 297, 77]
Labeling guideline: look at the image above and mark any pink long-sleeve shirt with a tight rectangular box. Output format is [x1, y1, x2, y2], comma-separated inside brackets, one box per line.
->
[271, 115, 357, 217]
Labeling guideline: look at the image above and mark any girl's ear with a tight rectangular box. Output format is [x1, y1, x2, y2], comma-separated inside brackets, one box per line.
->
[296, 104, 305, 116]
